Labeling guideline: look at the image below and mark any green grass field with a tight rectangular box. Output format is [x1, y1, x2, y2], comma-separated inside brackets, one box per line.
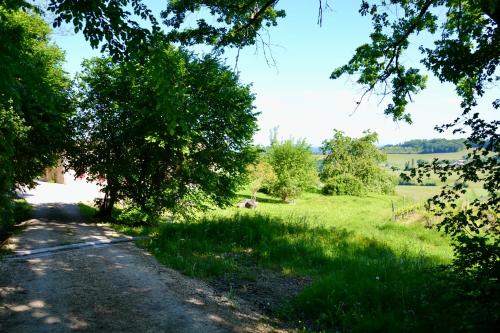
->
[92, 187, 473, 332]
[385, 150, 467, 169]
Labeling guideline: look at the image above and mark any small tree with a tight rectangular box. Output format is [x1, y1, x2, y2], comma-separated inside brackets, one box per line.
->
[246, 161, 276, 200]
[266, 138, 317, 202]
[321, 130, 395, 195]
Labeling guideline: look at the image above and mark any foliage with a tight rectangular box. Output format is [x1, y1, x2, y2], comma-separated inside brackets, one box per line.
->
[0, 104, 25, 231]
[67, 46, 257, 218]
[330, 1, 499, 123]
[265, 138, 317, 202]
[382, 138, 466, 154]
[322, 174, 366, 196]
[115, 206, 155, 226]
[246, 161, 276, 199]
[0, 8, 71, 187]
[0, 198, 31, 241]
[406, 131, 499, 289]
[321, 130, 395, 195]
[13, 198, 31, 223]
[47, 0, 160, 59]
[42, 1, 286, 58]
[0, 7, 70, 232]
[331, 0, 499, 296]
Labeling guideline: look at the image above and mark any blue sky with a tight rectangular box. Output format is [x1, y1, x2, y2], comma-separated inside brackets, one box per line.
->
[50, 1, 497, 146]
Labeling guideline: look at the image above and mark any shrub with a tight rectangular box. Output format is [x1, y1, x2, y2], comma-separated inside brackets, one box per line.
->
[266, 138, 317, 202]
[13, 199, 31, 223]
[365, 172, 397, 194]
[115, 207, 157, 226]
[320, 131, 395, 195]
[246, 161, 276, 199]
[322, 175, 366, 196]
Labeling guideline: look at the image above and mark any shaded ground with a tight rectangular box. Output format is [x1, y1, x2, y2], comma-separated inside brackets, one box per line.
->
[1, 184, 282, 333]
[211, 269, 312, 315]
[2, 203, 122, 253]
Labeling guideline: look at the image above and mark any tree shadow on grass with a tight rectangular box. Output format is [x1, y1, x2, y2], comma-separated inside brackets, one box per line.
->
[145, 212, 495, 332]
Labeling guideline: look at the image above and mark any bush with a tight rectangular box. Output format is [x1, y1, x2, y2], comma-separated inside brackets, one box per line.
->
[115, 207, 157, 226]
[13, 199, 31, 223]
[266, 138, 317, 202]
[322, 175, 366, 196]
[0, 198, 31, 241]
[320, 131, 395, 195]
[0, 194, 14, 241]
[367, 172, 397, 194]
[246, 161, 276, 198]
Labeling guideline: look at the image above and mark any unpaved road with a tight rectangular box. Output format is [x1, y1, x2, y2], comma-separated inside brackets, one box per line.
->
[0, 183, 279, 332]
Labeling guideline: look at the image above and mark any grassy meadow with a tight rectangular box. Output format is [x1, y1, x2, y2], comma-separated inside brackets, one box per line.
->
[88, 186, 471, 332]
[384, 150, 467, 169]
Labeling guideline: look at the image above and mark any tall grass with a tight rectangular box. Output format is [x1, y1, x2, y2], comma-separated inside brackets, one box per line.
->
[89, 188, 498, 332]
[100, 190, 467, 331]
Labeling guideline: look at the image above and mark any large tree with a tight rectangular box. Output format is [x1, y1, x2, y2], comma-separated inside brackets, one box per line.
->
[0, 6, 71, 231]
[68, 45, 258, 219]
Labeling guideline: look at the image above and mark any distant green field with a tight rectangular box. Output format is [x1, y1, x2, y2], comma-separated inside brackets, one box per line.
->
[385, 150, 467, 169]
[396, 185, 441, 202]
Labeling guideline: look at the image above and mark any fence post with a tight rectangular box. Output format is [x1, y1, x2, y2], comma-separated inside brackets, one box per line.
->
[391, 200, 395, 221]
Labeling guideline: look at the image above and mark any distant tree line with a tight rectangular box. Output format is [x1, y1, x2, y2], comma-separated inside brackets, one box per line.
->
[381, 139, 466, 154]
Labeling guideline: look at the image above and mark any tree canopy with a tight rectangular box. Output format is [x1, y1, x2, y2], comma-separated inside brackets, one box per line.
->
[0, 6, 71, 231]
[321, 131, 395, 195]
[37, 0, 498, 120]
[67, 46, 258, 219]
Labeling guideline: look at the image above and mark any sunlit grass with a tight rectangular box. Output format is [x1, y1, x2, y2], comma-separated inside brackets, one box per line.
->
[81, 190, 462, 331]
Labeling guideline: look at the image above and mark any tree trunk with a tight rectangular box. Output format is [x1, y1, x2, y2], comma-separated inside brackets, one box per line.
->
[97, 186, 117, 219]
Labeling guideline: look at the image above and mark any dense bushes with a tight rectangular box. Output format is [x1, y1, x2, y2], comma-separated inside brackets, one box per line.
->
[322, 175, 365, 196]
[249, 131, 396, 199]
[320, 131, 395, 196]
[264, 138, 317, 202]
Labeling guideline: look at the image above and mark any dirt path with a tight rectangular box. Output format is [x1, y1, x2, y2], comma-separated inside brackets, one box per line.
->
[0, 184, 281, 332]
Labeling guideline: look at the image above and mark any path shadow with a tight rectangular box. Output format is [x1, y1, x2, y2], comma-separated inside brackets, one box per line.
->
[31, 203, 88, 223]
[3, 203, 122, 252]
[0, 243, 269, 332]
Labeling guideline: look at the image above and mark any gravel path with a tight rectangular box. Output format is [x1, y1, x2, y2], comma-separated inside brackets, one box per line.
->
[1, 182, 280, 332]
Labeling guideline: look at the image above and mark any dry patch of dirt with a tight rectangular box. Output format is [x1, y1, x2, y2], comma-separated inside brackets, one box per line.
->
[211, 268, 313, 316]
